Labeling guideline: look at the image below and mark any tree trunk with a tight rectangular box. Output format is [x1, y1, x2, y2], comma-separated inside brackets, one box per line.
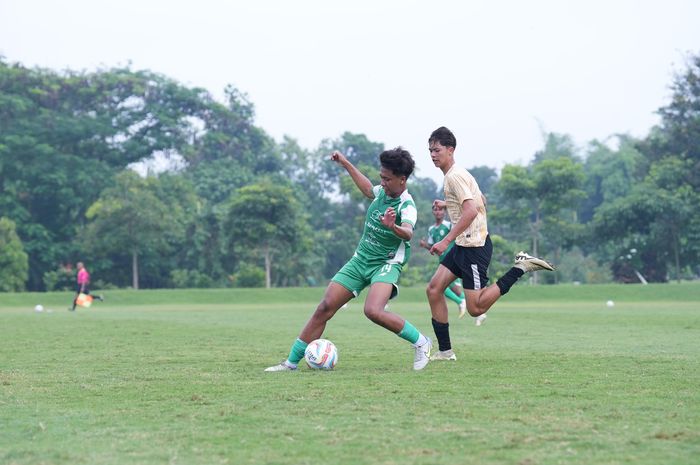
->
[132, 251, 139, 290]
[673, 232, 681, 283]
[264, 246, 271, 289]
[532, 208, 541, 285]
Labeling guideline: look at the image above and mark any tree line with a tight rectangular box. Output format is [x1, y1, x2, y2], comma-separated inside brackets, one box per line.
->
[1, 53, 698, 291]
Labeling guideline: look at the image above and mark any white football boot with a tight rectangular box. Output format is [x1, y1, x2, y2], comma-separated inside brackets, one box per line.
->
[413, 338, 432, 370]
[264, 361, 297, 372]
[514, 251, 555, 272]
[430, 349, 457, 361]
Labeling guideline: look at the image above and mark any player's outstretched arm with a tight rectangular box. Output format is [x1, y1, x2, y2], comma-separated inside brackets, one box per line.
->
[330, 150, 374, 199]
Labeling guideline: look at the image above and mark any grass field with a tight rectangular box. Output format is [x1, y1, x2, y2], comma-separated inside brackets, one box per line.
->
[1, 283, 699, 465]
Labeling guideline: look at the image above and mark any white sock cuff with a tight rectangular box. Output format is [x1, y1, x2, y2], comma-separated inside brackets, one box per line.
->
[412, 334, 428, 348]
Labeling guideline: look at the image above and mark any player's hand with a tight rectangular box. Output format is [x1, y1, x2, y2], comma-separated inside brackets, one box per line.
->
[380, 207, 396, 228]
[433, 199, 446, 210]
[419, 238, 428, 248]
[330, 150, 347, 164]
[429, 238, 448, 256]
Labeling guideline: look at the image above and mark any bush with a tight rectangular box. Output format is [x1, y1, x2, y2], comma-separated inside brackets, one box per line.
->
[91, 279, 119, 290]
[170, 269, 214, 289]
[557, 248, 612, 284]
[43, 267, 75, 291]
[0, 217, 28, 291]
[232, 264, 265, 288]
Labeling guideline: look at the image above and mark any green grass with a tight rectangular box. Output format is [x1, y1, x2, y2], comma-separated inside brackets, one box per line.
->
[1, 284, 699, 464]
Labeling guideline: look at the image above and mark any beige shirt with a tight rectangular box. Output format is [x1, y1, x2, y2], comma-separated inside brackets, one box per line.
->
[443, 165, 488, 247]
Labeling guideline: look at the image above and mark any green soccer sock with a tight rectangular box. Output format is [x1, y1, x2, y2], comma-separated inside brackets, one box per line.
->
[287, 338, 308, 365]
[444, 287, 463, 305]
[397, 320, 420, 345]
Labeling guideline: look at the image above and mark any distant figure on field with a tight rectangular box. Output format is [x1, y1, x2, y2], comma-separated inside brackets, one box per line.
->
[70, 262, 104, 311]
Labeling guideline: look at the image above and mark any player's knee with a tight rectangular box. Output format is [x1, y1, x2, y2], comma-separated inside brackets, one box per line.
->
[313, 299, 336, 320]
[363, 305, 383, 323]
[426, 280, 442, 299]
[467, 306, 485, 317]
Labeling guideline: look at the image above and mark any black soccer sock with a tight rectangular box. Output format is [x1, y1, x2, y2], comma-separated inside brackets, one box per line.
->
[431, 318, 451, 351]
[496, 267, 525, 295]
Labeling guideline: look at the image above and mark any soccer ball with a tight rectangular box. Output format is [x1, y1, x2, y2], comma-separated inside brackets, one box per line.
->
[606, 300, 615, 308]
[34, 304, 44, 313]
[304, 339, 338, 370]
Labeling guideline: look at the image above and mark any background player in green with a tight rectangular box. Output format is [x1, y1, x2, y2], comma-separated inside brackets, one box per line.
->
[420, 204, 487, 326]
[265, 147, 433, 371]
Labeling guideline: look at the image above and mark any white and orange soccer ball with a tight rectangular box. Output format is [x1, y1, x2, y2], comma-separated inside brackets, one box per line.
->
[304, 339, 338, 370]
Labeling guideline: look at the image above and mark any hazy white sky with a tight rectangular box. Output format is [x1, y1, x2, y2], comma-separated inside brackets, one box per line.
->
[1, 0, 699, 182]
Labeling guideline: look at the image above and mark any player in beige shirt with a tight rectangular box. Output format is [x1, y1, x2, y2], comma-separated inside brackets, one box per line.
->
[426, 126, 555, 361]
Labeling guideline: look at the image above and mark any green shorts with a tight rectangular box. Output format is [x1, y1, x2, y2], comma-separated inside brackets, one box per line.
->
[332, 255, 402, 300]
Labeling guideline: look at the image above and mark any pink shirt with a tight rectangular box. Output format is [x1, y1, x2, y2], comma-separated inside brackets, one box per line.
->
[77, 268, 90, 285]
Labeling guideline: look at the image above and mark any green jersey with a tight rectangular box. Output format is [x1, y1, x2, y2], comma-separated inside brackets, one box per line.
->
[427, 220, 454, 262]
[354, 185, 417, 266]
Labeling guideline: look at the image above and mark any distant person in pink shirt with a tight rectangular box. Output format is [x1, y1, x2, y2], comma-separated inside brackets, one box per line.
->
[70, 262, 104, 311]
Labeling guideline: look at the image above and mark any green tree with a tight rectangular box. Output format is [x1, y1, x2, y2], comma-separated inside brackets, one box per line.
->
[580, 136, 646, 224]
[0, 60, 218, 289]
[224, 178, 313, 288]
[645, 52, 700, 189]
[85, 171, 180, 289]
[495, 152, 585, 283]
[593, 157, 699, 282]
[0, 217, 28, 291]
[533, 132, 579, 163]
[594, 52, 700, 281]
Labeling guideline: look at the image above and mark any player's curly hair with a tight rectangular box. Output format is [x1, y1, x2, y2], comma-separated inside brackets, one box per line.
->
[380, 147, 415, 178]
[429, 126, 457, 149]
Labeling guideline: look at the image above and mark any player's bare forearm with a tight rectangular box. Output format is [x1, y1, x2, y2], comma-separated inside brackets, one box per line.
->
[443, 199, 477, 243]
[390, 223, 413, 241]
[429, 238, 449, 256]
[330, 150, 374, 199]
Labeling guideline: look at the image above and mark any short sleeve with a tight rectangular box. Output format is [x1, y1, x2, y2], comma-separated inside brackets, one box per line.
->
[399, 201, 417, 227]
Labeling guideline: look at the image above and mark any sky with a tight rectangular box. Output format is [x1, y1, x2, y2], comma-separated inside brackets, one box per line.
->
[1, 0, 699, 183]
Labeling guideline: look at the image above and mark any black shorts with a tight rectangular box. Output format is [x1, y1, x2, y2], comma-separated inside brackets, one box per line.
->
[76, 285, 90, 294]
[440, 235, 492, 290]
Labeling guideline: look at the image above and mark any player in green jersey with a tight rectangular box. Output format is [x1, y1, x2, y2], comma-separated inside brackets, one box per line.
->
[420, 204, 487, 326]
[265, 147, 432, 371]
